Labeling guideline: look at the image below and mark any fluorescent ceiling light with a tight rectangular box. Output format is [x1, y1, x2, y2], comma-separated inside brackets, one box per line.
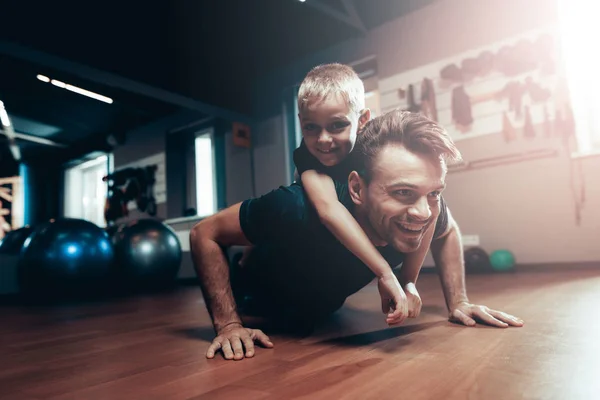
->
[0, 128, 67, 147]
[51, 79, 66, 88]
[0, 101, 11, 127]
[40, 75, 113, 104]
[65, 84, 113, 104]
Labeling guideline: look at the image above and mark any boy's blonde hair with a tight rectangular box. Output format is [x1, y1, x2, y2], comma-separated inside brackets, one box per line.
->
[297, 63, 365, 116]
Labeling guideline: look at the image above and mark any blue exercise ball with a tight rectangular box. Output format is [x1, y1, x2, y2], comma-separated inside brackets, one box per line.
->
[18, 218, 114, 295]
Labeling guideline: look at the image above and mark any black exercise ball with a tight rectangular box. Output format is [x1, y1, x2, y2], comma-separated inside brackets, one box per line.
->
[0, 226, 34, 254]
[464, 246, 493, 274]
[18, 218, 114, 295]
[112, 219, 181, 287]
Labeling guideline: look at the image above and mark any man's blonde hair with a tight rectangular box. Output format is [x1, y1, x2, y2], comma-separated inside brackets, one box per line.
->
[297, 63, 365, 115]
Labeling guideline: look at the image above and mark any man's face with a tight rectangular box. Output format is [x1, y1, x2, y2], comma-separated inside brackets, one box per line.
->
[298, 94, 369, 167]
[358, 144, 447, 253]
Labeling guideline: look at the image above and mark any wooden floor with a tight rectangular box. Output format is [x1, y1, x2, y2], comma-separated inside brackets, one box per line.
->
[2, 268, 600, 400]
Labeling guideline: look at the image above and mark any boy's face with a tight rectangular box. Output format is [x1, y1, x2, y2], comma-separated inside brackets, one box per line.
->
[298, 94, 370, 167]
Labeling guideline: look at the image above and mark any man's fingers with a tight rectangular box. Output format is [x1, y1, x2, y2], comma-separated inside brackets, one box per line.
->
[473, 309, 508, 328]
[488, 309, 524, 327]
[451, 309, 476, 326]
[206, 328, 274, 361]
[221, 339, 235, 360]
[230, 336, 245, 360]
[206, 340, 222, 359]
[252, 330, 274, 348]
[241, 335, 255, 357]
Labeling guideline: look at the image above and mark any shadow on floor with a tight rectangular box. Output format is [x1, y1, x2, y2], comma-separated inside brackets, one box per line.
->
[320, 320, 447, 347]
[170, 326, 217, 342]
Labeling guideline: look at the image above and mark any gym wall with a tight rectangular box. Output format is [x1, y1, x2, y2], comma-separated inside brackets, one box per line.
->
[111, 109, 200, 221]
[250, 115, 289, 197]
[251, 0, 600, 266]
[108, 108, 280, 280]
[110, 110, 260, 219]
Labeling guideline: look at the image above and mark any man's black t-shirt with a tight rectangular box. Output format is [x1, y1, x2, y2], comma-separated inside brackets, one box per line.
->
[238, 181, 449, 319]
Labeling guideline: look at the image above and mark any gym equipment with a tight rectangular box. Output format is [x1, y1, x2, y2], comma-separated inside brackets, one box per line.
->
[103, 166, 158, 224]
[463, 247, 493, 274]
[490, 249, 516, 271]
[112, 219, 181, 288]
[18, 218, 114, 295]
[0, 226, 33, 254]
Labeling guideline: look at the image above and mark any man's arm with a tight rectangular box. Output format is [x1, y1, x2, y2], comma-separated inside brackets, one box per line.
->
[189, 203, 273, 360]
[429, 209, 469, 311]
[190, 203, 248, 332]
[430, 208, 524, 328]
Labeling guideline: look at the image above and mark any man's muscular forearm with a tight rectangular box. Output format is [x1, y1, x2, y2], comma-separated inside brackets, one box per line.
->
[430, 218, 469, 311]
[190, 232, 241, 331]
[189, 204, 250, 333]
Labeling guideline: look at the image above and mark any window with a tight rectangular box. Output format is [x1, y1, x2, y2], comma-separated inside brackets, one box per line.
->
[195, 130, 217, 217]
[63, 154, 111, 227]
[556, 0, 600, 156]
[292, 86, 302, 149]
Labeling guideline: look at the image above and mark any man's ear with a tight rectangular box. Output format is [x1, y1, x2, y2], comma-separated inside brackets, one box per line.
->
[348, 171, 366, 205]
[357, 108, 371, 131]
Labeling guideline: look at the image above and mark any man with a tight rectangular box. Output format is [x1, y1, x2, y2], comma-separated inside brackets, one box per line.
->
[190, 109, 524, 361]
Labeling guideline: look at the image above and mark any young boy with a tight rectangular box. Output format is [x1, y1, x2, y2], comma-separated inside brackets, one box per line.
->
[292, 63, 429, 325]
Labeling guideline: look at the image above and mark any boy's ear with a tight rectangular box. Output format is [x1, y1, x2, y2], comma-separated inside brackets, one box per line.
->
[358, 108, 371, 130]
[348, 171, 366, 206]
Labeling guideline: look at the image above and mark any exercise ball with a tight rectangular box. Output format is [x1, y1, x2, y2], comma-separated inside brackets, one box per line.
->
[113, 219, 182, 287]
[464, 247, 493, 274]
[490, 249, 515, 272]
[18, 218, 114, 295]
[0, 226, 34, 254]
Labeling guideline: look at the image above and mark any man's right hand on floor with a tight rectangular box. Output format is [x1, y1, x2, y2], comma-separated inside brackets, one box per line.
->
[206, 323, 274, 360]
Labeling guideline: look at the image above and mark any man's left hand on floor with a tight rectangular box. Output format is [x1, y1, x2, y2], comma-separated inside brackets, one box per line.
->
[449, 301, 524, 328]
